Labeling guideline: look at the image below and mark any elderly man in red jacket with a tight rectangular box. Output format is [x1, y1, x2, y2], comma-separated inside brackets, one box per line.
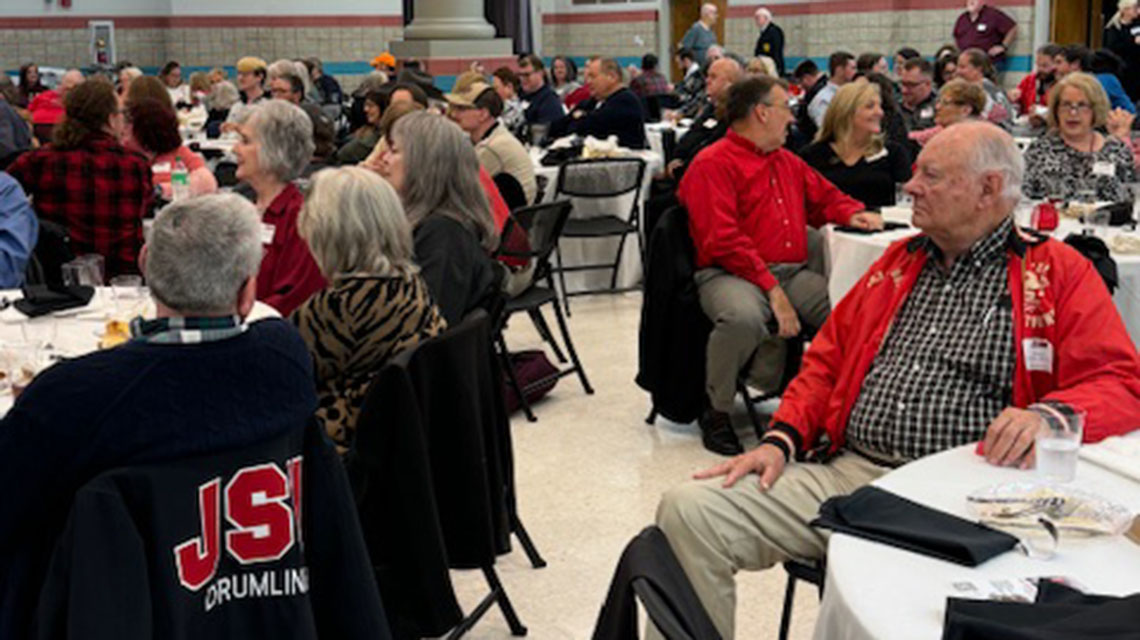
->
[657, 120, 1140, 639]
[678, 74, 880, 455]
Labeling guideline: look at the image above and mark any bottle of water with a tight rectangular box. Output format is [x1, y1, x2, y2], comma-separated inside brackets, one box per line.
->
[171, 157, 190, 202]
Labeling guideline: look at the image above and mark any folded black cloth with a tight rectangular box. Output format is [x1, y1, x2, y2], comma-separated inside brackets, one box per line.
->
[943, 581, 1140, 640]
[541, 144, 585, 166]
[15, 284, 94, 318]
[811, 486, 1018, 567]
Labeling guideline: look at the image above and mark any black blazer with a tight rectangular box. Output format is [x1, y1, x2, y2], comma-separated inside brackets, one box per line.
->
[550, 87, 648, 150]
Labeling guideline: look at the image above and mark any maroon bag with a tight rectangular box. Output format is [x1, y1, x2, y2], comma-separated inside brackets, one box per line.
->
[503, 350, 560, 414]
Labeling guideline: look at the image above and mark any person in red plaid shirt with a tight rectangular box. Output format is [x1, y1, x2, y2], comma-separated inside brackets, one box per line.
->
[8, 79, 152, 279]
[630, 54, 674, 100]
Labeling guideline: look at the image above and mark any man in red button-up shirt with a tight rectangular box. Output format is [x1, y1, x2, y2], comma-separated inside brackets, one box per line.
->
[678, 75, 880, 454]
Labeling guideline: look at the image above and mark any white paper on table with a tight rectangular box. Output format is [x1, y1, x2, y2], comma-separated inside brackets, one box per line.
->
[1080, 432, 1140, 483]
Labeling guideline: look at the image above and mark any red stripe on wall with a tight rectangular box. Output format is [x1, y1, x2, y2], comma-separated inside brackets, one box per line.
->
[725, 0, 1033, 18]
[0, 14, 401, 30]
[542, 10, 658, 25]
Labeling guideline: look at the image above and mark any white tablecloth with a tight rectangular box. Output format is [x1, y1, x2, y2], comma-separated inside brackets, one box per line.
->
[813, 443, 1140, 640]
[645, 122, 690, 159]
[824, 216, 1140, 348]
[531, 147, 663, 294]
[0, 289, 280, 416]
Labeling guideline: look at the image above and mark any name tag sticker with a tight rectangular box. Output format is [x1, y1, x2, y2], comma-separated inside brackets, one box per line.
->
[152, 162, 172, 173]
[260, 223, 276, 245]
[703, 118, 718, 129]
[1093, 161, 1116, 177]
[1022, 338, 1054, 374]
[919, 107, 934, 119]
[977, 23, 988, 32]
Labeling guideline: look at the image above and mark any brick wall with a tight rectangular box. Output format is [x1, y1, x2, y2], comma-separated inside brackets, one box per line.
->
[542, 10, 658, 65]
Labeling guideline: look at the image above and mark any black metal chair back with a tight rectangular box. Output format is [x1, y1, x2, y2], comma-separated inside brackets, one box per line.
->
[492, 172, 529, 210]
[498, 200, 573, 284]
[554, 157, 646, 201]
[24, 219, 73, 287]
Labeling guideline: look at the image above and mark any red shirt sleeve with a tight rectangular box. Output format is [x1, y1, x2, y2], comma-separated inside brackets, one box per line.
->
[478, 166, 510, 231]
[1016, 74, 1035, 115]
[679, 153, 777, 291]
[178, 146, 207, 172]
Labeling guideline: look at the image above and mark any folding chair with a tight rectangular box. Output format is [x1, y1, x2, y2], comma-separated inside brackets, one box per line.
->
[552, 157, 647, 315]
[778, 559, 825, 640]
[494, 200, 593, 422]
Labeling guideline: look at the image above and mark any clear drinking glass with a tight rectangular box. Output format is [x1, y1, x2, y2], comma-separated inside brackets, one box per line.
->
[109, 275, 146, 317]
[61, 255, 105, 286]
[1036, 409, 1085, 483]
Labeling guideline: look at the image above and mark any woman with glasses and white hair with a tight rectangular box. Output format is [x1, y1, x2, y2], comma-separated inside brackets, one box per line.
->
[1022, 72, 1136, 202]
[233, 99, 326, 315]
[291, 167, 447, 448]
[376, 111, 500, 324]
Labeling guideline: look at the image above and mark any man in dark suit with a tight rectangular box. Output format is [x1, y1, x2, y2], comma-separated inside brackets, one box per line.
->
[549, 57, 647, 150]
[753, 7, 785, 76]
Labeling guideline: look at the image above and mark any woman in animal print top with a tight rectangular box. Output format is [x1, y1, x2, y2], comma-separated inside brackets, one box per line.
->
[291, 166, 447, 448]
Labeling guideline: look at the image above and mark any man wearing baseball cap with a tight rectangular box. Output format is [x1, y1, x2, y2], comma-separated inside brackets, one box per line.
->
[445, 81, 537, 206]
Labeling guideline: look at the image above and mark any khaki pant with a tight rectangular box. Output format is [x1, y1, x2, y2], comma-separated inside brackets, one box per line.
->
[651, 453, 889, 639]
[696, 263, 829, 413]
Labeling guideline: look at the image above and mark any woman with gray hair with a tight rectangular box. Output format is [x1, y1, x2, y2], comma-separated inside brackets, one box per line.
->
[233, 99, 326, 315]
[377, 111, 500, 323]
[291, 167, 447, 447]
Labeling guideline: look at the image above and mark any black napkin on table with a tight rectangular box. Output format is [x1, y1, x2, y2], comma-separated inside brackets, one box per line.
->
[833, 221, 911, 234]
[811, 485, 1019, 567]
[942, 581, 1140, 640]
[14, 284, 94, 318]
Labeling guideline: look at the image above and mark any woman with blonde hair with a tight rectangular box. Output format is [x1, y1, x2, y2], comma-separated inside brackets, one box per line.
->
[907, 78, 987, 147]
[291, 166, 447, 448]
[799, 80, 911, 208]
[745, 56, 778, 77]
[1023, 72, 1136, 201]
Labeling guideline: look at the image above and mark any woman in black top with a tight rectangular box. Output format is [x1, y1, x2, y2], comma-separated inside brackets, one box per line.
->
[799, 80, 912, 209]
[1104, 0, 1140, 102]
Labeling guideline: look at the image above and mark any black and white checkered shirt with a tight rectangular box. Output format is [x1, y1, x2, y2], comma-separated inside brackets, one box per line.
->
[846, 218, 1017, 462]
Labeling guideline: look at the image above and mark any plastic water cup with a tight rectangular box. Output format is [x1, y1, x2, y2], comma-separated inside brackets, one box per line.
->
[1036, 409, 1085, 483]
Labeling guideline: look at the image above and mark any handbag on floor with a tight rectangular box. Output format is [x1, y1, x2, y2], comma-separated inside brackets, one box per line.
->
[503, 349, 559, 414]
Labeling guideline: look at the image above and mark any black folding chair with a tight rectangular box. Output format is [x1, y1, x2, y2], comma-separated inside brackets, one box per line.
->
[779, 559, 825, 640]
[493, 200, 593, 421]
[24, 219, 73, 287]
[551, 157, 647, 315]
[493, 172, 530, 210]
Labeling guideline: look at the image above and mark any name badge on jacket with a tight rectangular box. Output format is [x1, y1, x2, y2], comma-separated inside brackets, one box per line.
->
[1092, 161, 1116, 177]
[260, 223, 276, 245]
[152, 162, 172, 174]
[1022, 337, 1054, 374]
[977, 23, 988, 32]
[919, 107, 934, 120]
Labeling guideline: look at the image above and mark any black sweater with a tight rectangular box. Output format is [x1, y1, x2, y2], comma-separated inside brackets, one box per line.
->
[549, 87, 648, 150]
[799, 140, 913, 209]
[414, 214, 499, 325]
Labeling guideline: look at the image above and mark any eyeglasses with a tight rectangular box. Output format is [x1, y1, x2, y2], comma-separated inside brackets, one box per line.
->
[1058, 101, 1093, 115]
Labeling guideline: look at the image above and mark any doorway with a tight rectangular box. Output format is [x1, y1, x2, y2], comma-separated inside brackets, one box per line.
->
[669, 0, 727, 81]
[1052, 0, 1105, 47]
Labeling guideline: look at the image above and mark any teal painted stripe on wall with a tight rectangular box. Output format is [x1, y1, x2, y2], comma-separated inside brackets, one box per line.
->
[784, 54, 1032, 73]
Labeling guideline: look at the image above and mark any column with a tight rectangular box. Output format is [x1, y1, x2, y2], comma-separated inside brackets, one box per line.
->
[392, 0, 512, 59]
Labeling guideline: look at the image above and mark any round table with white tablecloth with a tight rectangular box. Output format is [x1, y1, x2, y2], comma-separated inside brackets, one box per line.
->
[644, 121, 691, 160]
[824, 215, 1140, 348]
[0, 288, 280, 417]
[530, 147, 663, 294]
[813, 441, 1140, 640]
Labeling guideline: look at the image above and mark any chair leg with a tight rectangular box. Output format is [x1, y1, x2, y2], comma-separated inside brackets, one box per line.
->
[778, 572, 797, 640]
[554, 243, 571, 317]
[485, 566, 528, 636]
[497, 334, 537, 423]
[609, 230, 631, 291]
[645, 407, 657, 425]
[511, 512, 547, 569]
[528, 308, 566, 363]
[738, 378, 766, 436]
[548, 299, 593, 395]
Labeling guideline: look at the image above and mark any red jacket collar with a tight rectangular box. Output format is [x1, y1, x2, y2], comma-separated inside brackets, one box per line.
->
[725, 129, 780, 158]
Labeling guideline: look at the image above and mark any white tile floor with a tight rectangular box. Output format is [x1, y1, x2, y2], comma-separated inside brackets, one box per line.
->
[445, 292, 820, 639]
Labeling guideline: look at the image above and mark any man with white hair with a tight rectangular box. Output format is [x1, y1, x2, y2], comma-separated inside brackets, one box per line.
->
[656, 121, 1140, 638]
[0, 194, 319, 639]
[681, 3, 721, 66]
[752, 7, 785, 76]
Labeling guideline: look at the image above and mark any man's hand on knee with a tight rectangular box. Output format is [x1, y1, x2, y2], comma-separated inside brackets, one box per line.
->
[766, 285, 801, 338]
[693, 443, 787, 490]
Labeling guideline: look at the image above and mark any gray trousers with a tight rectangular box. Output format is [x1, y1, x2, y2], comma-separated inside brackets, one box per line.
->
[695, 262, 829, 413]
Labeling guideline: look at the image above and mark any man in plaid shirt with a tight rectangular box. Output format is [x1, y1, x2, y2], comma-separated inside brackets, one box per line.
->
[9, 79, 152, 278]
[630, 54, 673, 100]
[653, 122, 1140, 638]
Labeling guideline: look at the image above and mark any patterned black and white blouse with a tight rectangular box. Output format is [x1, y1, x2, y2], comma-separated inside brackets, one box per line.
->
[1022, 131, 1136, 202]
